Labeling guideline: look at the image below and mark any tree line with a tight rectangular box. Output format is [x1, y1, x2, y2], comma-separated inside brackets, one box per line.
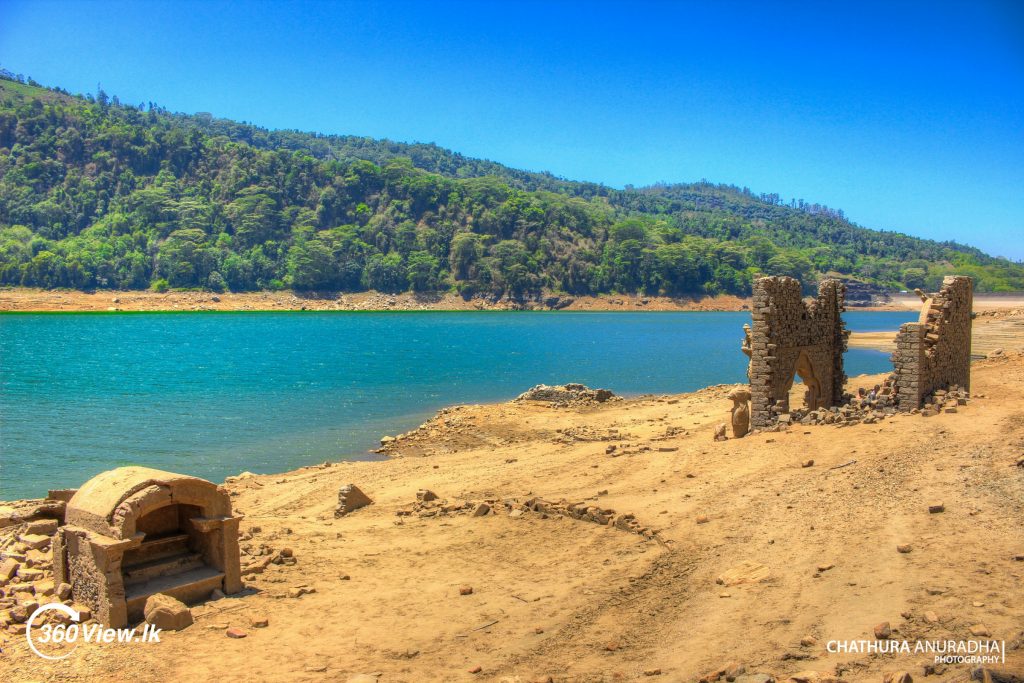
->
[1, 75, 1021, 298]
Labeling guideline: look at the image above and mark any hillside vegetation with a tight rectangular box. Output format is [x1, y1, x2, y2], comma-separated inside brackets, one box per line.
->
[1, 74, 1021, 298]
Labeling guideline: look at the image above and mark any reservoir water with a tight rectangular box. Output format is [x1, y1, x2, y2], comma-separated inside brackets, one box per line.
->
[0, 310, 915, 499]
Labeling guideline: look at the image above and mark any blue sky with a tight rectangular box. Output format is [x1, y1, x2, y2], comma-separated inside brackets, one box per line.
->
[2, 0, 1022, 258]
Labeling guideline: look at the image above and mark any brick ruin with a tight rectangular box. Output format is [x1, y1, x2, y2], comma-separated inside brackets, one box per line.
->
[890, 276, 973, 410]
[737, 275, 973, 431]
[53, 467, 242, 627]
[745, 277, 849, 428]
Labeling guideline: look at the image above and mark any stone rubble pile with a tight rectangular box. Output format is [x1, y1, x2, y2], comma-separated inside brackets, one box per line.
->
[515, 383, 618, 407]
[0, 519, 86, 634]
[396, 492, 660, 540]
[239, 527, 296, 576]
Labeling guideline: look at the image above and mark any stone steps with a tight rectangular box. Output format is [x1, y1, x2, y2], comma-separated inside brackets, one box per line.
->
[123, 532, 191, 565]
[125, 566, 225, 623]
[123, 551, 205, 586]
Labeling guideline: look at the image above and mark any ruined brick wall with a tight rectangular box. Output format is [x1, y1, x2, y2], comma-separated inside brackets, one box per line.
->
[891, 276, 972, 410]
[749, 277, 848, 427]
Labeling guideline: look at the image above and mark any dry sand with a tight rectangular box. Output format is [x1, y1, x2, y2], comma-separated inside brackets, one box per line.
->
[3, 353, 1024, 682]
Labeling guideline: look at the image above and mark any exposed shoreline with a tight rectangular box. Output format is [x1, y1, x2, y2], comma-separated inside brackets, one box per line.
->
[847, 309, 1024, 356]
[4, 286, 1023, 313]
[3, 355, 1024, 680]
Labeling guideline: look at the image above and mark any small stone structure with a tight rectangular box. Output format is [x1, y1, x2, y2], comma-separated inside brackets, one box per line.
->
[747, 277, 849, 428]
[890, 276, 973, 410]
[335, 483, 373, 517]
[53, 467, 242, 627]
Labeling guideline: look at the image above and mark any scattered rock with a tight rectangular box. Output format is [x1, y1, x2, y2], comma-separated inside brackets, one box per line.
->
[459, 586, 473, 596]
[816, 563, 833, 572]
[335, 484, 373, 517]
[714, 424, 728, 441]
[23, 519, 58, 535]
[801, 635, 818, 647]
[897, 544, 912, 554]
[801, 459, 814, 468]
[472, 502, 490, 517]
[143, 594, 193, 631]
[644, 669, 663, 676]
[226, 627, 247, 639]
[881, 673, 912, 683]
[874, 621, 892, 639]
[924, 610, 940, 623]
[696, 514, 710, 524]
[416, 489, 438, 502]
[251, 617, 269, 628]
[969, 624, 991, 637]
[469, 665, 482, 674]
[928, 503, 945, 513]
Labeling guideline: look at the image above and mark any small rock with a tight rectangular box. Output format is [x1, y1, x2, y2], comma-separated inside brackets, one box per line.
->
[459, 586, 473, 596]
[472, 502, 490, 517]
[18, 534, 51, 550]
[924, 610, 940, 623]
[24, 519, 58, 535]
[469, 666, 482, 674]
[644, 669, 662, 676]
[928, 503, 945, 514]
[604, 641, 619, 651]
[209, 588, 225, 600]
[801, 459, 814, 468]
[696, 514, 710, 524]
[339, 574, 351, 581]
[969, 623, 991, 637]
[874, 621, 892, 639]
[144, 594, 193, 631]
[897, 544, 912, 554]
[251, 617, 269, 628]
[881, 673, 912, 683]
[816, 563, 834, 572]
[801, 635, 818, 647]
[226, 627, 247, 639]
[417, 489, 438, 502]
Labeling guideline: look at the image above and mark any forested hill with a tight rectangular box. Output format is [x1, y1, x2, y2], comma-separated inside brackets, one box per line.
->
[1, 75, 1021, 298]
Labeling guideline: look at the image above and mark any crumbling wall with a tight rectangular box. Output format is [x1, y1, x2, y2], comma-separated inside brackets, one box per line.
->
[748, 277, 848, 427]
[891, 276, 972, 410]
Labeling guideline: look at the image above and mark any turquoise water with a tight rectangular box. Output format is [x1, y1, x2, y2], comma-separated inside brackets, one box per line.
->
[0, 311, 915, 499]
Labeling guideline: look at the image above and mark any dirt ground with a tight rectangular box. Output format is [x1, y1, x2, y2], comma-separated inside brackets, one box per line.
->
[2, 352, 1023, 682]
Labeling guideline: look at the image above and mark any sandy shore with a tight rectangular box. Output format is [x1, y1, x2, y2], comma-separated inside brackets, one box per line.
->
[3, 287, 1021, 314]
[848, 310, 1024, 356]
[0, 288, 751, 312]
[3, 352, 1024, 681]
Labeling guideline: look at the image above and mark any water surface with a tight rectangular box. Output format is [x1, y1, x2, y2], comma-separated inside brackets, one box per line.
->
[0, 310, 914, 499]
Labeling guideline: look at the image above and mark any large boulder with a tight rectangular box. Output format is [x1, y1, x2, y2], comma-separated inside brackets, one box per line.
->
[144, 593, 193, 631]
[335, 484, 373, 518]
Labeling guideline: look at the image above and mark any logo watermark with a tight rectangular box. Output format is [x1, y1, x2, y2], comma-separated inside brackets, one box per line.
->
[827, 639, 1005, 665]
[26, 603, 161, 660]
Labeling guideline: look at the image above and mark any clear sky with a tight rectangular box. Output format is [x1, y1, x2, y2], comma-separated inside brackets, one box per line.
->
[2, 0, 1022, 258]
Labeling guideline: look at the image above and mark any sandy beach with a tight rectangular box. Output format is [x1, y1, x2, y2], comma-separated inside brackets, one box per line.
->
[2, 350, 1023, 681]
